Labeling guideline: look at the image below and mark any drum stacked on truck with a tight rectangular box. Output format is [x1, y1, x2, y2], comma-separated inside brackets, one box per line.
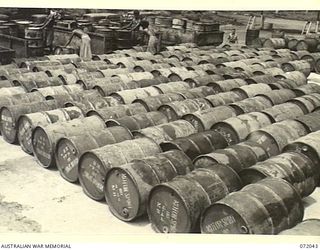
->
[0, 43, 319, 235]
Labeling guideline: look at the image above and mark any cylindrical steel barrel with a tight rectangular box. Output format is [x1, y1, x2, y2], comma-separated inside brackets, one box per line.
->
[201, 178, 303, 234]
[153, 81, 191, 94]
[256, 89, 296, 105]
[87, 102, 147, 120]
[263, 67, 285, 76]
[55, 126, 133, 183]
[78, 137, 162, 201]
[0, 100, 63, 144]
[212, 112, 273, 145]
[104, 150, 194, 221]
[297, 93, 320, 112]
[281, 60, 311, 77]
[132, 120, 197, 144]
[208, 79, 248, 93]
[91, 78, 131, 96]
[287, 39, 299, 51]
[148, 164, 242, 233]
[0, 80, 14, 89]
[293, 84, 320, 96]
[179, 86, 216, 98]
[160, 130, 228, 160]
[133, 93, 185, 112]
[263, 38, 286, 49]
[17, 106, 84, 154]
[229, 96, 273, 115]
[244, 75, 278, 85]
[32, 116, 107, 168]
[296, 38, 319, 53]
[182, 106, 237, 132]
[261, 103, 306, 123]
[233, 141, 269, 162]
[232, 84, 272, 99]
[205, 92, 244, 107]
[158, 98, 212, 121]
[33, 85, 83, 97]
[293, 110, 320, 132]
[288, 96, 318, 114]
[283, 130, 320, 167]
[0, 86, 26, 96]
[239, 151, 319, 197]
[186, 75, 224, 87]
[0, 91, 45, 110]
[247, 119, 309, 157]
[193, 143, 260, 173]
[110, 86, 161, 104]
[106, 111, 169, 131]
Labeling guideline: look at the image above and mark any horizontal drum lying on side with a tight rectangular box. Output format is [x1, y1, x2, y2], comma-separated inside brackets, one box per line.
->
[86, 103, 148, 121]
[133, 93, 185, 111]
[132, 120, 198, 144]
[247, 119, 309, 157]
[228, 96, 273, 115]
[0, 100, 64, 144]
[231, 83, 272, 99]
[239, 151, 319, 197]
[261, 102, 306, 123]
[104, 150, 194, 221]
[147, 164, 242, 233]
[17, 106, 84, 154]
[110, 86, 162, 104]
[212, 112, 273, 145]
[160, 130, 228, 160]
[32, 116, 107, 169]
[106, 111, 169, 131]
[158, 98, 212, 121]
[78, 137, 162, 201]
[55, 126, 133, 183]
[182, 106, 237, 132]
[201, 178, 304, 234]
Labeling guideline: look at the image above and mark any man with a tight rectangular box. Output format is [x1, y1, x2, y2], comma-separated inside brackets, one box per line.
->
[227, 29, 238, 44]
[121, 10, 143, 45]
[64, 22, 92, 61]
[122, 10, 142, 31]
[140, 20, 158, 54]
[36, 10, 61, 53]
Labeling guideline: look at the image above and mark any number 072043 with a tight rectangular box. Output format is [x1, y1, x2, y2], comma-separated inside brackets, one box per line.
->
[300, 244, 319, 248]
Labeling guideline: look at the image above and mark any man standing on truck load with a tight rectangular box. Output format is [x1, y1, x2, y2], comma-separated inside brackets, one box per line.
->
[35, 9, 61, 53]
[227, 28, 238, 44]
[121, 10, 142, 31]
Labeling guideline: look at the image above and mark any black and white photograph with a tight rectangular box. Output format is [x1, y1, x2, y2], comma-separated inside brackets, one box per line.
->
[0, 0, 319, 248]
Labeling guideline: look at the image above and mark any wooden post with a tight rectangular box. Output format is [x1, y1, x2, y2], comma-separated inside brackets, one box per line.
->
[260, 11, 265, 29]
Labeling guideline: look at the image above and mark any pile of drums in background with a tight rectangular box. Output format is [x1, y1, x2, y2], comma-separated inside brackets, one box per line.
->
[1, 42, 320, 235]
[253, 37, 320, 64]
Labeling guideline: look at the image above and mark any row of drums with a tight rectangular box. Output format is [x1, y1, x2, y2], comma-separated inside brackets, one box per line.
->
[0, 46, 320, 234]
[261, 37, 320, 54]
[0, 55, 315, 101]
[1, 44, 319, 96]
